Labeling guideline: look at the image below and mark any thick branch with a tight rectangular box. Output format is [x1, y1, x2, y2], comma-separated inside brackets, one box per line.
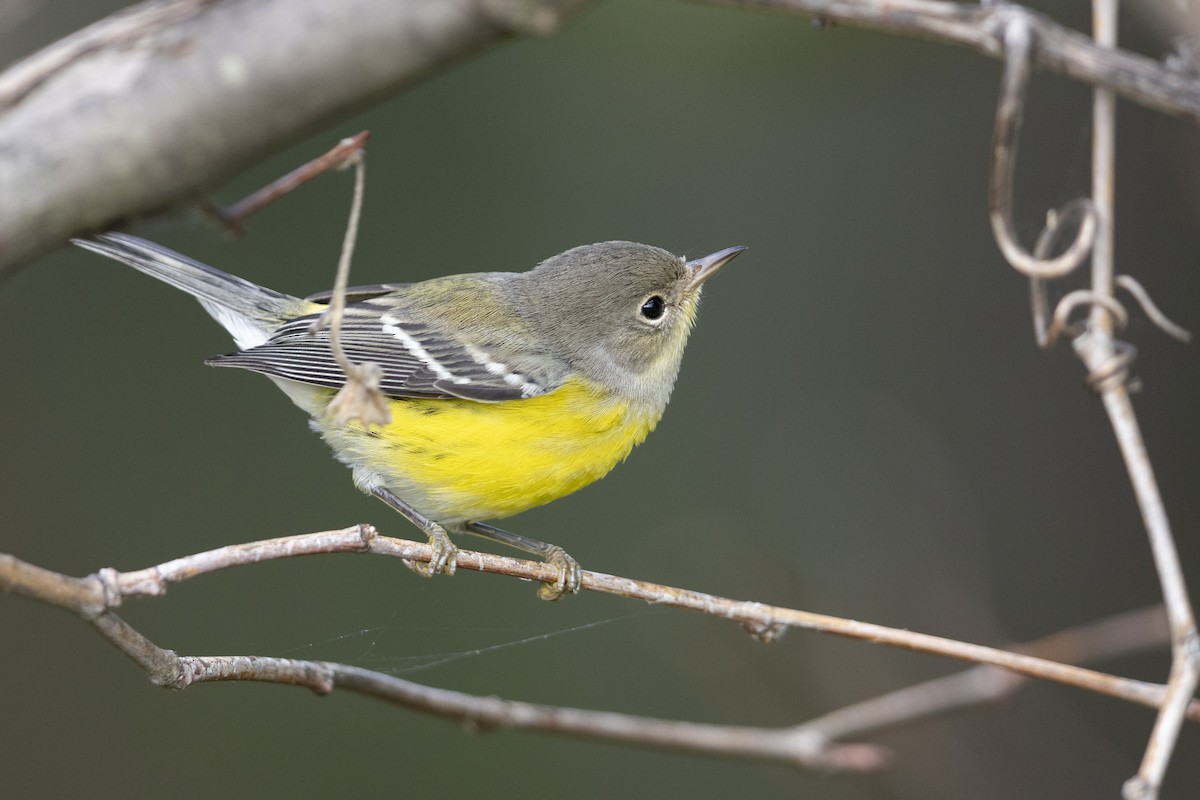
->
[0, 0, 589, 273]
[1, 0, 1197, 275]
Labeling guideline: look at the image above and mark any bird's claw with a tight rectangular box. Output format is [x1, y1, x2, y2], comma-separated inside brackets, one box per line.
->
[537, 545, 582, 601]
[406, 523, 458, 577]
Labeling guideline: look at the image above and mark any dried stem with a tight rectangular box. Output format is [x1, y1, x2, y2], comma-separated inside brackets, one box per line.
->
[202, 131, 392, 428]
[1105, 379, 1200, 800]
[985, 0, 1199, 795]
[1086, 3, 1200, 798]
[305, 141, 392, 428]
[1090, 0, 1118, 335]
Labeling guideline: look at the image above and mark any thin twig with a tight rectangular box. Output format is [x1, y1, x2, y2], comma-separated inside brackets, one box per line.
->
[203, 131, 371, 233]
[1108, 378, 1200, 800]
[204, 130, 391, 430]
[798, 605, 1169, 743]
[0, 538, 876, 772]
[0, 542, 1192, 770]
[185, 654, 890, 771]
[305, 143, 392, 428]
[3, 532, 1197, 723]
[1090, 0, 1118, 336]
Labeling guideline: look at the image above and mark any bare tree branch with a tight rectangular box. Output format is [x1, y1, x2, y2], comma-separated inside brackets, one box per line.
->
[0, 535, 1188, 769]
[710, 0, 1200, 120]
[0, 0, 590, 273]
[3, 528, 1197, 724]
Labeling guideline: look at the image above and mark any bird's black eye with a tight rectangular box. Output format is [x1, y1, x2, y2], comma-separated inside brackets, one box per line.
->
[640, 295, 666, 321]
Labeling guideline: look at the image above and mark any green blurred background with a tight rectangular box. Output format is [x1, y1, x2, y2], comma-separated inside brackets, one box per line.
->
[3, 1, 1198, 798]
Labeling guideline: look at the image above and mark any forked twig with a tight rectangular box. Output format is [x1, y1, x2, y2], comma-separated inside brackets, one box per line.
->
[3, 532, 1198, 723]
[0, 538, 1193, 770]
[797, 605, 1170, 743]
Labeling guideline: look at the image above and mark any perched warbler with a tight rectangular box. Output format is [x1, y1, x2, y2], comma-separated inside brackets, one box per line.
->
[76, 234, 744, 598]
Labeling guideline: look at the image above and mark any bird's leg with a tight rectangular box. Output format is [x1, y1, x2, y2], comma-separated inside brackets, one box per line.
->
[371, 486, 457, 577]
[464, 521, 581, 601]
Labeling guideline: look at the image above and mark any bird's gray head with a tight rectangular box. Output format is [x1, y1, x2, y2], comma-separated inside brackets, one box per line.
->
[513, 241, 744, 406]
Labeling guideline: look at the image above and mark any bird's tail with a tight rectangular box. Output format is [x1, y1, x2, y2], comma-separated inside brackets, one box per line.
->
[75, 233, 314, 350]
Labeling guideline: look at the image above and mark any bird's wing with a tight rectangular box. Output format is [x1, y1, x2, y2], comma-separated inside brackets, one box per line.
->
[206, 300, 565, 403]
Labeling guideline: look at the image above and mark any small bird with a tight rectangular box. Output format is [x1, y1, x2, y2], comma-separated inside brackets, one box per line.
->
[75, 234, 744, 598]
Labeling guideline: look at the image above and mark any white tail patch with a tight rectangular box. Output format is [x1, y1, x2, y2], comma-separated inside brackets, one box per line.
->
[198, 298, 271, 350]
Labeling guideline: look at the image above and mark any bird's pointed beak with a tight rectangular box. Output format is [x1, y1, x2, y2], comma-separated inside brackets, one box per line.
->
[685, 245, 746, 291]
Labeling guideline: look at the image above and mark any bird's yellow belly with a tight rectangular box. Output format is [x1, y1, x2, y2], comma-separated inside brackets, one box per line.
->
[319, 378, 661, 524]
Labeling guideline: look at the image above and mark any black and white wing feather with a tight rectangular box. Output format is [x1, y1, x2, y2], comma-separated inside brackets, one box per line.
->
[207, 301, 562, 403]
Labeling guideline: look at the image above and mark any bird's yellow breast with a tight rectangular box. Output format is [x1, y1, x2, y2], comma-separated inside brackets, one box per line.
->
[323, 378, 662, 524]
